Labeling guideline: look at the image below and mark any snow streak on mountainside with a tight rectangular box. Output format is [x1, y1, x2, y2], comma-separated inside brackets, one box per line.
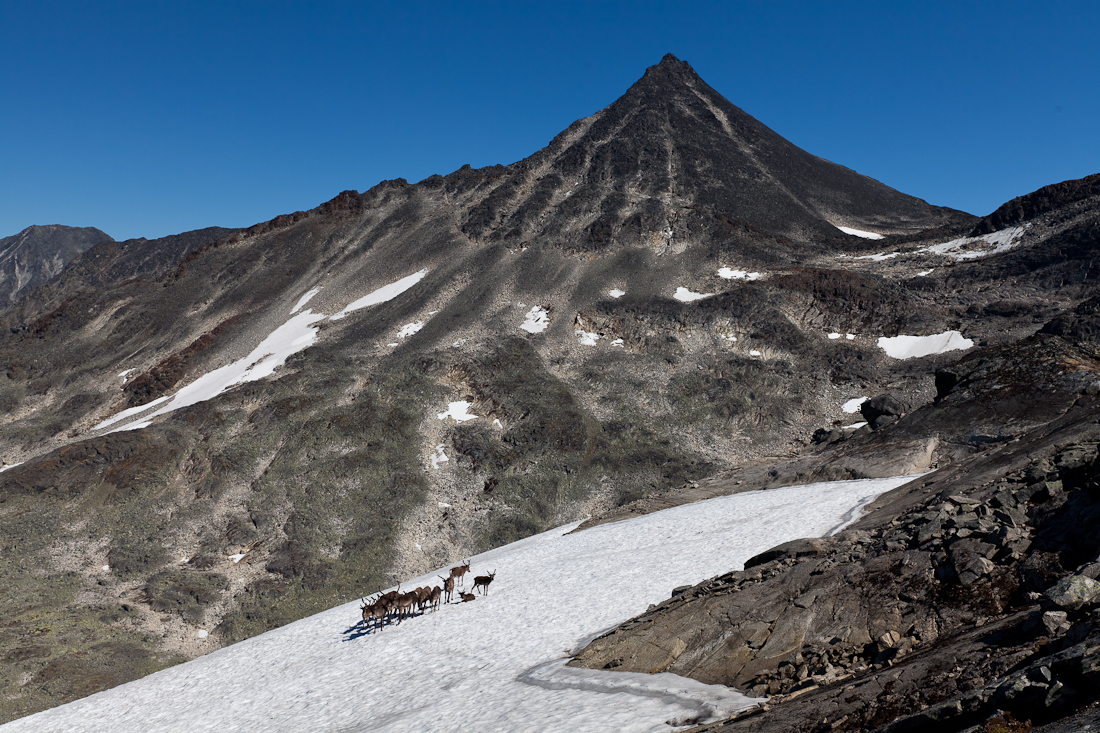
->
[1, 476, 914, 733]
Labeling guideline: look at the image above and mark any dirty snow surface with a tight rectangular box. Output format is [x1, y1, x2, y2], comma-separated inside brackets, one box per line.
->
[878, 331, 974, 359]
[4, 476, 917, 733]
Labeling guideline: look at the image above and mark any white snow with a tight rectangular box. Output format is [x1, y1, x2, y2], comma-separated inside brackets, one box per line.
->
[610, 338, 624, 347]
[0, 462, 24, 473]
[717, 268, 763, 281]
[95, 395, 173, 431]
[828, 333, 841, 340]
[921, 225, 1027, 261]
[397, 321, 424, 338]
[492, 418, 503, 429]
[430, 444, 449, 469]
[97, 309, 329, 432]
[835, 226, 884, 240]
[196, 630, 209, 639]
[846, 334, 855, 340]
[290, 286, 322, 314]
[915, 269, 934, 277]
[229, 553, 246, 564]
[878, 331, 973, 359]
[437, 401, 478, 423]
[95, 271, 434, 433]
[437, 502, 451, 509]
[575, 330, 600, 346]
[843, 397, 868, 414]
[608, 289, 626, 298]
[749, 350, 761, 356]
[843, 422, 868, 430]
[7, 475, 917, 733]
[118, 368, 134, 379]
[674, 287, 713, 302]
[521, 306, 550, 333]
[330, 269, 429, 320]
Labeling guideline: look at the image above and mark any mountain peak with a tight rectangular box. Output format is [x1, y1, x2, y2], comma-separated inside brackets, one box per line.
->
[459, 55, 972, 248]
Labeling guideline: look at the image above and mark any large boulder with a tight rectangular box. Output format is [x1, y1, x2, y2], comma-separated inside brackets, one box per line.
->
[860, 394, 911, 430]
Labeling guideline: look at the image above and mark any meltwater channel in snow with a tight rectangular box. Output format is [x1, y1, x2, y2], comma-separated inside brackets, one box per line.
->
[4, 475, 917, 733]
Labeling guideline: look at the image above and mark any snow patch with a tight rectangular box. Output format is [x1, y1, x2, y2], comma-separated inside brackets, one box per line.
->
[438, 401, 478, 423]
[521, 306, 550, 333]
[431, 444, 449, 469]
[878, 331, 973, 359]
[608, 288, 626, 298]
[718, 267, 763, 281]
[330, 269, 428, 320]
[576, 330, 600, 346]
[749, 350, 761, 356]
[921, 226, 1027, 261]
[828, 333, 841, 340]
[843, 397, 869, 414]
[674, 287, 713, 302]
[291, 286, 322, 314]
[835, 226, 885, 240]
[610, 338, 624, 347]
[397, 321, 424, 338]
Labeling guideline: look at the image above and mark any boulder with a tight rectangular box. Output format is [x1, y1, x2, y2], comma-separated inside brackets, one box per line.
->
[861, 394, 911, 430]
[1045, 575, 1100, 611]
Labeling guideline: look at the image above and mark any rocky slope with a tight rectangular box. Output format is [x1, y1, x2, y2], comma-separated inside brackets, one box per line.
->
[0, 225, 111, 306]
[570, 300, 1100, 730]
[0, 54, 1096, 727]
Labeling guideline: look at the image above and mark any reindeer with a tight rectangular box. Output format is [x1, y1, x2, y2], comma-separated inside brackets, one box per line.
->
[439, 574, 455, 604]
[361, 595, 392, 631]
[459, 591, 476, 602]
[428, 585, 443, 612]
[448, 559, 472, 589]
[473, 570, 496, 595]
[393, 589, 417, 623]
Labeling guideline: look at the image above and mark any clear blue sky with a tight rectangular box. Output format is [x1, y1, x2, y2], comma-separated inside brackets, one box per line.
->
[3, 1, 1098, 241]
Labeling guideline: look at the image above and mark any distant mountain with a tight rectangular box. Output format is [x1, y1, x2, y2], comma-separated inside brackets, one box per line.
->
[1, 54, 1099, 730]
[0, 225, 112, 305]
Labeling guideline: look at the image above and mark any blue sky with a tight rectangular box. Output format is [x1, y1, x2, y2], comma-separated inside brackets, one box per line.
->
[3, 1, 1098, 241]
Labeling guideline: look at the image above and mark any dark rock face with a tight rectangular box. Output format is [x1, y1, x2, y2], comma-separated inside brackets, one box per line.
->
[970, 171, 1100, 234]
[571, 408, 1100, 731]
[458, 54, 971, 251]
[0, 225, 112, 305]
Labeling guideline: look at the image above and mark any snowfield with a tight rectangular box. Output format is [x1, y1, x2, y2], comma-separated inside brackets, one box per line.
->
[2, 475, 918, 733]
[878, 331, 973, 359]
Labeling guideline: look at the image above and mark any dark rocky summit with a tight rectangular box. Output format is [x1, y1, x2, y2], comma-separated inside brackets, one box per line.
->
[0, 54, 1097, 728]
[0, 225, 112, 305]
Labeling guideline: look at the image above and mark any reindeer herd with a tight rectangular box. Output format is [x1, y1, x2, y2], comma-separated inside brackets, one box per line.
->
[358, 560, 497, 632]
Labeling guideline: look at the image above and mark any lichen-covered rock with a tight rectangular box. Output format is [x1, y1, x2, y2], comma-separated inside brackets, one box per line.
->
[1045, 575, 1100, 612]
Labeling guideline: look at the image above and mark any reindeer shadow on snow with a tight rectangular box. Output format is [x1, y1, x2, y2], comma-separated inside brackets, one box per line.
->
[341, 563, 495, 642]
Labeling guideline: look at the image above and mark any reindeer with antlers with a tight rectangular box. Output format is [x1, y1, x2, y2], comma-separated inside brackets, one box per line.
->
[473, 570, 496, 596]
[447, 559, 472, 589]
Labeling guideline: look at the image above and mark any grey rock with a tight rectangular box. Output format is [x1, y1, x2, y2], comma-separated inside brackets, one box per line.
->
[1045, 575, 1100, 611]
